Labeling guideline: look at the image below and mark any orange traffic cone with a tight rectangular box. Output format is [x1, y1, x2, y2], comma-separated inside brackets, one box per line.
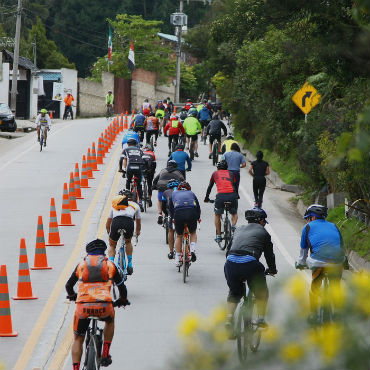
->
[80, 156, 90, 188]
[97, 138, 104, 165]
[46, 198, 64, 246]
[120, 114, 124, 131]
[100, 133, 107, 156]
[49, 110, 53, 119]
[31, 216, 52, 270]
[86, 148, 95, 179]
[91, 142, 99, 171]
[0, 265, 18, 336]
[69, 172, 79, 211]
[174, 106, 177, 113]
[74, 163, 83, 199]
[124, 115, 128, 129]
[104, 132, 110, 153]
[59, 183, 75, 226]
[13, 239, 38, 300]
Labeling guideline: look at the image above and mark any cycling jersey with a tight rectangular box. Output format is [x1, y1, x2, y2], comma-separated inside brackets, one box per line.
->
[155, 109, 165, 118]
[122, 131, 140, 147]
[121, 146, 145, 169]
[183, 116, 202, 136]
[169, 190, 201, 220]
[206, 119, 227, 136]
[184, 102, 192, 111]
[109, 201, 141, 220]
[206, 169, 236, 198]
[153, 168, 184, 192]
[64, 94, 74, 106]
[142, 150, 156, 172]
[133, 113, 145, 128]
[198, 106, 211, 121]
[168, 150, 192, 172]
[164, 119, 185, 136]
[222, 139, 238, 153]
[196, 104, 204, 112]
[35, 114, 51, 127]
[106, 94, 114, 105]
[142, 102, 151, 115]
[144, 117, 159, 131]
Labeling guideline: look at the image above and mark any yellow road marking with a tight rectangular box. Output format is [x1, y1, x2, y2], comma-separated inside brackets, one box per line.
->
[13, 138, 122, 370]
[47, 170, 121, 369]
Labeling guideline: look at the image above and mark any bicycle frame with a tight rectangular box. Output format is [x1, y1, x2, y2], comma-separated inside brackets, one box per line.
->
[83, 317, 103, 370]
[212, 138, 219, 166]
[179, 225, 191, 283]
[113, 229, 128, 300]
[39, 125, 47, 152]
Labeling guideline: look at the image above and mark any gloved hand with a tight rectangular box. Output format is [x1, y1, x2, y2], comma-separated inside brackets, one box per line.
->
[265, 268, 277, 276]
[204, 197, 210, 203]
[66, 293, 77, 301]
[114, 297, 130, 307]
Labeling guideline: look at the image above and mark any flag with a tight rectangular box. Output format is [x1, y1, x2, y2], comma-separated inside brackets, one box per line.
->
[128, 41, 135, 73]
[108, 25, 112, 60]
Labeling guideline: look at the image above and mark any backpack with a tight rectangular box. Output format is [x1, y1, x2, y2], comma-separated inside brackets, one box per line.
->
[81, 255, 109, 283]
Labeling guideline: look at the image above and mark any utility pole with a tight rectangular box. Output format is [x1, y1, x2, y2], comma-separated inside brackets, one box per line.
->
[10, 0, 22, 114]
[32, 37, 37, 67]
[175, 0, 183, 104]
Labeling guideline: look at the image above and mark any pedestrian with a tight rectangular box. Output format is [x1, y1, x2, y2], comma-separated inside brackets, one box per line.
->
[63, 92, 74, 120]
[249, 150, 270, 208]
[223, 143, 246, 196]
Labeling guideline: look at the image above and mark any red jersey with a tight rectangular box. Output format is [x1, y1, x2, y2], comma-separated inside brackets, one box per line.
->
[163, 118, 185, 136]
[184, 102, 192, 111]
[209, 170, 235, 194]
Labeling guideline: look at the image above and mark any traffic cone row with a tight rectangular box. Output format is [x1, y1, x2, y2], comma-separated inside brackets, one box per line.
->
[4, 112, 130, 336]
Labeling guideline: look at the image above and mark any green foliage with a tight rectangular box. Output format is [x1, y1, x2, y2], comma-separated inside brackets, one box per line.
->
[180, 63, 197, 100]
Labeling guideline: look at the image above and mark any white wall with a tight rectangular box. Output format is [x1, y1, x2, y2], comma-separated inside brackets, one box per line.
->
[0, 63, 9, 104]
[29, 74, 38, 119]
[61, 68, 78, 117]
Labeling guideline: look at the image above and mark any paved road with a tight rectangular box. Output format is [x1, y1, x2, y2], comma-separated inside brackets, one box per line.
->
[0, 118, 305, 370]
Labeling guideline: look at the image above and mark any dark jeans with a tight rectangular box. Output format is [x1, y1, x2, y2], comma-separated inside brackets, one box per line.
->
[143, 170, 154, 196]
[253, 176, 266, 207]
[229, 170, 240, 194]
[126, 167, 143, 200]
[146, 130, 158, 144]
[63, 105, 73, 120]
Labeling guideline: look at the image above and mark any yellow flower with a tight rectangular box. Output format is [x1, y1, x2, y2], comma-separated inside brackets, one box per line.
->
[280, 343, 305, 363]
[350, 272, 370, 291]
[320, 323, 342, 362]
[178, 312, 202, 338]
[350, 272, 370, 316]
[284, 274, 310, 314]
[323, 281, 347, 309]
[263, 325, 281, 343]
[209, 305, 227, 326]
[211, 326, 229, 343]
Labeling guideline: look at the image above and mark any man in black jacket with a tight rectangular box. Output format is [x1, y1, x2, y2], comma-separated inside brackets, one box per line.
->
[206, 114, 228, 159]
[224, 208, 277, 334]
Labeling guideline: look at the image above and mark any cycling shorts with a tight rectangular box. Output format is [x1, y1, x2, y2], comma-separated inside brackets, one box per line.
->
[74, 302, 114, 336]
[214, 193, 238, 215]
[200, 120, 210, 129]
[224, 259, 267, 303]
[186, 134, 198, 141]
[209, 133, 221, 145]
[109, 216, 134, 241]
[174, 208, 198, 235]
[157, 191, 164, 201]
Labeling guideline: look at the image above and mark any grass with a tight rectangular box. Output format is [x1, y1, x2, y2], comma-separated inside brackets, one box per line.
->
[327, 205, 370, 261]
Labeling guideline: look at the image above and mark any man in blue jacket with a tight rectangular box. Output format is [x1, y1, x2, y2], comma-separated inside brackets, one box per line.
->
[168, 144, 192, 179]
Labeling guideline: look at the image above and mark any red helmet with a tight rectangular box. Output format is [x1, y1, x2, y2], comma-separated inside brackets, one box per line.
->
[178, 181, 191, 191]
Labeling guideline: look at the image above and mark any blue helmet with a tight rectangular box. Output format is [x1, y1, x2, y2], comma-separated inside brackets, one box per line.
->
[167, 179, 180, 189]
[304, 204, 327, 219]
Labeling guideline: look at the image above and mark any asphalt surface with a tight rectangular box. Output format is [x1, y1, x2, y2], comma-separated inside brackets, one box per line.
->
[0, 117, 305, 370]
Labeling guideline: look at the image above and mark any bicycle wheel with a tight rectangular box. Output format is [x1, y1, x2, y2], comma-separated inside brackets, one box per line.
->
[182, 239, 188, 283]
[150, 135, 154, 151]
[189, 141, 194, 161]
[212, 142, 218, 166]
[222, 216, 231, 250]
[237, 305, 249, 364]
[85, 335, 98, 370]
[40, 134, 43, 152]
[143, 180, 148, 212]
[249, 297, 262, 352]
[165, 217, 169, 244]
[131, 185, 138, 203]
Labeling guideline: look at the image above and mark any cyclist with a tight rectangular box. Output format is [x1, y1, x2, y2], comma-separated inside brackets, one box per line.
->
[106, 192, 141, 275]
[131, 112, 146, 142]
[153, 160, 184, 225]
[206, 113, 228, 159]
[166, 97, 174, 115]
[169, 181, 201, 267]
[221, 134, 238, 154]
[144, 112, 160, 147]
[168, 144, 192, 179]
[36, 108, 51, 146]
[105, 90, 114, 118]
[164, 114, 185, 156]
[183, 109, 202, 157]
[162, 99, 171, 126]
[161, 179, 180, 260]
[141, 98, 152, 117]
[142, 144, 157, 207]
[63, 92, 74, 120]
[119, 139, 145, 211]
[204, 160, 238, 243]
[197, 102, 212, 142]
[223, 143, 246, 196]
[65, 239, 130, 369]
[155, 100, 165, 134]
[249, 150, 270, 208]
[225, 208, 277, 335]
[121, 128, 140, 150]
[184, 98, 193, 111]
[295, 204, 345, 324]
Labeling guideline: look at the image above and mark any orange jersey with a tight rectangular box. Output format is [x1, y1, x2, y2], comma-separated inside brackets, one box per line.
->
[144, 116, 159, 131]
[64, 95, 74, 106]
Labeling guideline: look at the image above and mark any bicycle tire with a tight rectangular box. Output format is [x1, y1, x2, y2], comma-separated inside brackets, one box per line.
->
[183, 238, 189, 283]
[237, 306, 249, 364]
[165, 217, 169, 244]
[86, 335, 98, 370]
[131, 185, 138, 203]
[40, 134, 43, 152]
[222, 216, 231, 250]
[249, 297, 262, 352]
[189, 142, 194, 161]
[212, 142, 218, 166]
[143, 180, 148, 212]
[150, 135, 155, 152]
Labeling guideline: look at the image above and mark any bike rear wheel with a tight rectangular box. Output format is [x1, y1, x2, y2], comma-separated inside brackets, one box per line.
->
[182, 238, 189, 283]
[143, 180, 148, 212]
[189, 141, 194, 161]
[222, 215, 231, 250]
[237, 307, 249, 364]
[150, 135, 155, 151]
[165, 217, 169, 244]
[85, 334, 98, 370]
[40, 134, 44, 152]
[212, 142, 218, 165]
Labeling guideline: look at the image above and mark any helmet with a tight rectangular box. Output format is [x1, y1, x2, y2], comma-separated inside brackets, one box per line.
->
[112, 195, 128, 210]
[167, 160, 178, 169]
[144, 98, 148, 102]
[127, 138, 137, 145]
[187, 99, 191, 102]
[176, 144, 185, 151]
[167, 179, 180, 189]
[304, 204, 327, 219]
[118, 189, 133, 199]
[178, 181, 191, 190]
[226, 134, 234, 140]
[158, 100, 162, 103]
[41, 109, 47, 114]
[108, 90, 112, 93]
[142, 144, 151, 151]
[245, 208, 268, 223]
[86, 239, 107, 254]
[203, 98, 207, 103]
[188, 108, 197, 117]
[217, 160, 228, 170]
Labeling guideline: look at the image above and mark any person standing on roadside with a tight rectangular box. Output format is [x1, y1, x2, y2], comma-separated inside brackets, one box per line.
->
[249, 150, 270, 208]
[63, 92, 74, 120]
[106, 90, 114, 118]
[223, 143, 246, 197]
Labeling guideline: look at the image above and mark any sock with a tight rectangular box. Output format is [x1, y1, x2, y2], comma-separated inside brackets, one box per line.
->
[73, 362, 80, 370]
[108, 256, 114, 262]
[127, 255, 133, 267]
[102, 341, 112, 357]
[190, 242, 196, 253]
[175, 252, 181, 262]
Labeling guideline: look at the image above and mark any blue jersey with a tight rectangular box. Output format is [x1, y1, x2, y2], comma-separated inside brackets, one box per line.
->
[168, 150, 192, 171]
[122, 131, 140, 147]
[197, 106, 211, 121]
[169, 190, 200, 219]
[134, 114, 145, 128]
[300, 219, 344, 263]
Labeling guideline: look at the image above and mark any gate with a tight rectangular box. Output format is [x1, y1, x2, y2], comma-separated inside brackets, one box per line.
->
[114, 77, 131, 113]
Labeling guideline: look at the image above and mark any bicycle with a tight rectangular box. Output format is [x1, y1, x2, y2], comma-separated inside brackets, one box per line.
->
[106, 105, 114, 120]
[142, 174, 149, 213]
[39, 125, 48, 152]
[188, 137, 196, 161]
[235, 272, 273, 364]
[210, 200, 233, 250]
[130, 176, 140, 204]
[63, 105, 74, 120]
[113, 229, 128, 300]
[162, 214, 169, 244]
[170, 135, 179, 153]
[212, 137, 220, 166]
[178, 225, 191, 283]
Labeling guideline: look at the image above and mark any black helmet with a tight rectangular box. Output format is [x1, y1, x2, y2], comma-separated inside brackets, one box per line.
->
[212, 113, 219, 120]
[245, 208, 268, 223]
[217, 160, 228, 170]
[118, 189, 133, 199]
[304, 204, 327, 219]
[226, 134, 234, 140]
[86, 239, 107, 253]
[127, 138, 137, 145]
[176, 144, 185, 150]
[178, 181, 191, 190]
[167, 160, 178, 169]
